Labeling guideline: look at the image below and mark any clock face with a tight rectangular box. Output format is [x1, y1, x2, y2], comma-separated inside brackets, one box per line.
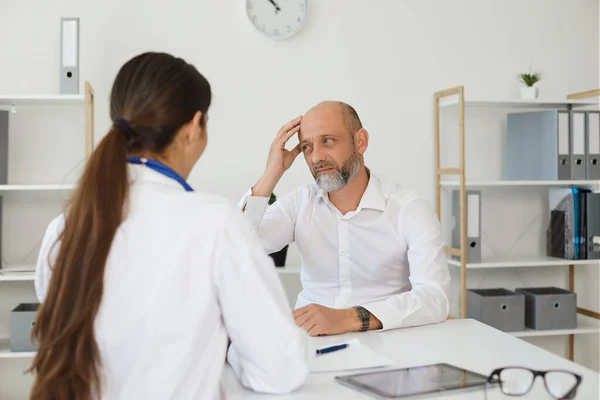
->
[246, 0, 308, 39]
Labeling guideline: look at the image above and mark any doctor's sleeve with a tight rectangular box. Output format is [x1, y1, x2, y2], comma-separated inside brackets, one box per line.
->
[361, 197, 451, 330]
[237, 188, 297, 254]
[214, 206, 313, 394]
[34, 214, 65, 302]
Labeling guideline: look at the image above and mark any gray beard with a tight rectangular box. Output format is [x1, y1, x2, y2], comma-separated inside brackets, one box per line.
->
[315, 151, 361, 192]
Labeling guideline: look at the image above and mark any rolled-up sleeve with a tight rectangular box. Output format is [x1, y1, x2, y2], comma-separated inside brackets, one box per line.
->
[361, 198, 451, 330]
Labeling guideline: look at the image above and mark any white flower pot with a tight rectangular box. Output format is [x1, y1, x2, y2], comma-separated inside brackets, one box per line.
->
[520, 86, 539, 99]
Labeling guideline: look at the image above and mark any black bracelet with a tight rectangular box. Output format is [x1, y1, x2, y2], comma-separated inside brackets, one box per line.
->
[353, 306, 371, 332]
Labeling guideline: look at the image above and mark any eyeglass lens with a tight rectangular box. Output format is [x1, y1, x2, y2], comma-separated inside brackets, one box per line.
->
[498, 368, 579, 399]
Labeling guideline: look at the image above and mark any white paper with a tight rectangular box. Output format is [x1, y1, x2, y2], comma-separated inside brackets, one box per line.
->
[309, 341, 394, 373]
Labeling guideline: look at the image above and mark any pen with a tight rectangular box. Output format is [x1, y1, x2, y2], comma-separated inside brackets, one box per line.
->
[316, 343, 349, 355]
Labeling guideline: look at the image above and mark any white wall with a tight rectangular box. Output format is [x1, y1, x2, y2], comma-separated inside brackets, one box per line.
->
[0, 0, 598, 398]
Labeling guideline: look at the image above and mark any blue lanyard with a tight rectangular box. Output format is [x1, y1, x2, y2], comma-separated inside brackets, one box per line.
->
[127, 156, 194, 192]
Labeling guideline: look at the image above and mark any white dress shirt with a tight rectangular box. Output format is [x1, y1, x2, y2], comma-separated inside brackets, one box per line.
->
[35, 163, 313, 400]
[239, 172, 451, 331]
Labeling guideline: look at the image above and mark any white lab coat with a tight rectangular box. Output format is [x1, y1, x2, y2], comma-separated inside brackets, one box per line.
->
[35, 163, 313, 400]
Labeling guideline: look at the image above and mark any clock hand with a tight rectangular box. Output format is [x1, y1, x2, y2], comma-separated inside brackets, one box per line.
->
[267, 0, 282, 13]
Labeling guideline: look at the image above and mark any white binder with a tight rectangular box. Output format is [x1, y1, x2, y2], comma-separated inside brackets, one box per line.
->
[452, 190, 481, 263]
[570, 110, 587, 180]
[60, 17, 79, 94]
[587, 111, 600, 180]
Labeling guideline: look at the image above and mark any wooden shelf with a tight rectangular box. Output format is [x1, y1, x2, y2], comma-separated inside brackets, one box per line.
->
[447, 256, 599, 269]
[0, 339, 36, 359]
[0, 94, 85, 106]
[439, 97, 598, 109]
[0, 184, 76, 192]
[440, 180, 600, 188]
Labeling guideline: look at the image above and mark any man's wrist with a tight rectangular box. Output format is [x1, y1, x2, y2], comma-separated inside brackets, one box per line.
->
[347, 308, 362, 332]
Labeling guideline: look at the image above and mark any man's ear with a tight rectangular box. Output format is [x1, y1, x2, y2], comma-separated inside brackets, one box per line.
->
[354, 128, 369, 155]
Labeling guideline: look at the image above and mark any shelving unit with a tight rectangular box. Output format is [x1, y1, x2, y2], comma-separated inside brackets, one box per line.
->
[510, 314, 600, 338]
[0, 184, 76, 192]
[434, 86, 600, 361]
[0, 272, 35, 281]
[0, 94, 85, 106]
[0, 83, 94, 363]
[0, 338, 36, 359]
[440, 180, 600, 188]
[447, 256, 600, 269]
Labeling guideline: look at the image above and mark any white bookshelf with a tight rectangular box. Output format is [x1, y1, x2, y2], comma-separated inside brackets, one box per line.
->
[0, 272, 35, 282]
[0, 94, 85, 107]
[438, 96, 599, 109]
[0, 82, 95, 400]
[435, 86, 600, 363]
[0, 184, 76, 192]
[0, 338, 36, 359]
[0, 266, 300, 283]
[447, 256, 600, 269]
[440, 180, 600, 188]
[510, 314, 600, 338]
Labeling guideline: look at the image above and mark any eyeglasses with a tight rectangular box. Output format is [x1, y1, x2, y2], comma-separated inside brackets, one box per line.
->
[484, 367, 582, 400]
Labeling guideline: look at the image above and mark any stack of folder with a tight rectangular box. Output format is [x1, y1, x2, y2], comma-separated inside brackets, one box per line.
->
[547, 188, 600, 260]
[506, 110, 600, 181]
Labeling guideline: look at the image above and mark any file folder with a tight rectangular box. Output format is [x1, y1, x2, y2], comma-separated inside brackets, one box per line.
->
[571, 111, 587, 180]
[547, 188, 592, 260]
[506, 110, 570, 180]
[586, 192, 600, 260]
[60, 18, 80, 94]
[452, 190, 481, 263]
[587, 111, 600, 180]
[0, 196, 3, 271]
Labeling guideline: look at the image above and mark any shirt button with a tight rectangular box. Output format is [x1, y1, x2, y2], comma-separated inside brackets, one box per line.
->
[341, 251, 349, 257]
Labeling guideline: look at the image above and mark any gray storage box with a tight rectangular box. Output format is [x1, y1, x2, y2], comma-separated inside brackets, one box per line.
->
[515, 287, 577, 330]
[10, 303, 40, 352]
[467, 288, 525, 332]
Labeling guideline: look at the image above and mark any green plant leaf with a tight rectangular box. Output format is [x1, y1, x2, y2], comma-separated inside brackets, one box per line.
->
[517, 71, 542, 87]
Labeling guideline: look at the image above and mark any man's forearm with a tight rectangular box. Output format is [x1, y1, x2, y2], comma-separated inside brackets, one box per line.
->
[251, 170, 283, 199]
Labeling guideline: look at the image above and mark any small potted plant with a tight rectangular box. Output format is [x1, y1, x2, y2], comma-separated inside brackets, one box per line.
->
[517, 67, 542, 99]
[268, 192, 288, 267]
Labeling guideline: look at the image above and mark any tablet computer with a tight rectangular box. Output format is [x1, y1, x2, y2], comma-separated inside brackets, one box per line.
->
[335, 363, 493, 399]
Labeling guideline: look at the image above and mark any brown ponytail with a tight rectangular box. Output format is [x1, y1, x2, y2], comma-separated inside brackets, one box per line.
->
[29, 127, 128, 400]
[28, 52, 212, 400]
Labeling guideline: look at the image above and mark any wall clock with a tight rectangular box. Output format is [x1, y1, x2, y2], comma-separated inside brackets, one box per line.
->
[246, 0, 309, 40]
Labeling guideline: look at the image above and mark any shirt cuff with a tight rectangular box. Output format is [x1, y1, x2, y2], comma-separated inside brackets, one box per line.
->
[238, 188, 270, 227]
[360, 301, 401, 331]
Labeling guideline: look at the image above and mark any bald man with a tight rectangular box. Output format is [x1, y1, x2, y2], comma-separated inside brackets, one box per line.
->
[239, 101, 451, 336]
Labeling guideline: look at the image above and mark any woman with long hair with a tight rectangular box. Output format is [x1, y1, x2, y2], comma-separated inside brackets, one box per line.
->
[29, 52, 312, 400]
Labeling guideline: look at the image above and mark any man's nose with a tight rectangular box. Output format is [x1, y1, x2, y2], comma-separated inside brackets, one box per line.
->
[311, 144, 326, 165]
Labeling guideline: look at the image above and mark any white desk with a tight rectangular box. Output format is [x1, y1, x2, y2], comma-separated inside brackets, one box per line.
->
[221, 319, 599, 399]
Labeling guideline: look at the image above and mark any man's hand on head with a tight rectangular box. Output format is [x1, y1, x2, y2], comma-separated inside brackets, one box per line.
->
[250, 116, 303, 199]
[293, 303, 379, 336]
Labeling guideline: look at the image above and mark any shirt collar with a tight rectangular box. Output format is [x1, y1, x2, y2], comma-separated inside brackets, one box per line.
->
[315, 169, 386, 212]
[128, 163, 186, 191]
